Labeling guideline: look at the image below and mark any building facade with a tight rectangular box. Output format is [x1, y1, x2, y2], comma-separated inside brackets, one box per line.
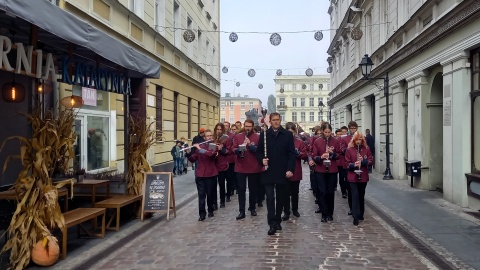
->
[60, 0, 220, 173]
[327, 0, 480, 210]
[275, 75, 331, 132]
[220, 94, 262, 124]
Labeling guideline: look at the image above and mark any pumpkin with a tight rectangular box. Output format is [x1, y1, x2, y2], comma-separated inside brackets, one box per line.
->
[31, 237, 60, 266]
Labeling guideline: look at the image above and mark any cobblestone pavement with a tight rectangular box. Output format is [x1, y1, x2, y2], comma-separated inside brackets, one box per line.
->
[92, 176, 435, 270]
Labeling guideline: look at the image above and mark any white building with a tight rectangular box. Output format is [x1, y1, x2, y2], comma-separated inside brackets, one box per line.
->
[274, 75, 331, 132]
[327, 0, 480, 210]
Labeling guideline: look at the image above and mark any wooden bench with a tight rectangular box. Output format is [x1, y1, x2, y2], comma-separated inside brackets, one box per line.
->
[95, 194, 143, 231]
[61, 208, 106, 259]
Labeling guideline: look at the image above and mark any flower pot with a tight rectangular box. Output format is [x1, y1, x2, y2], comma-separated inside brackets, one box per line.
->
[76, 174, 84, 182]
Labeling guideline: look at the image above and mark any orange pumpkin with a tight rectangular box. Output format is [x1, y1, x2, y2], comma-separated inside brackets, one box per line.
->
[31, 238, 60, 266]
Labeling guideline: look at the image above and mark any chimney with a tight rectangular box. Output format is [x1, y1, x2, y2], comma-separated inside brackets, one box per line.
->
[225, 93, 231, 97]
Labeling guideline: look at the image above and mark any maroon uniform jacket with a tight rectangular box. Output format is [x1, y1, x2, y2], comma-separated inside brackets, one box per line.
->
[225, 131, 236, 164]
[232, 131, 262, 174]
[187, 144, 218, 178]
[215, 142, 230, 172]
[344, 145, 373, 183]
[291, 137, 308, 181]
[306, 135, 321, 157]
[339, 134, 352, 168]
[311, 136, 341, 173]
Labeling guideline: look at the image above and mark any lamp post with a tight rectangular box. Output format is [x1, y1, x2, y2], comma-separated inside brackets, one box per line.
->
[359, 54, 393, 180]
[318, 101, 325, 122]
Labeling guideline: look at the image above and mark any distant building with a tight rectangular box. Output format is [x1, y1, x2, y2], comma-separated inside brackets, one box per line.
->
[274, 75, 331, 132]
[220, 93, 262, 124]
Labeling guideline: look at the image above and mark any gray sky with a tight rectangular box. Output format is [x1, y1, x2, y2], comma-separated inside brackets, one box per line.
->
[220, 0, 331, 105]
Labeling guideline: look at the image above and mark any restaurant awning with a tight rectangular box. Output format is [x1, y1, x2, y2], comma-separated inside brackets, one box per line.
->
[0, 0, 160, 79]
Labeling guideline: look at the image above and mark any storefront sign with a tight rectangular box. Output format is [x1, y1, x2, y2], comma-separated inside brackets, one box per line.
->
[0, 35, 132, 95]
[82, 87, 97, 106]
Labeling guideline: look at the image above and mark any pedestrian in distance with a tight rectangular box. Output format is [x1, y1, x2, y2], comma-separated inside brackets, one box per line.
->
[185, 129, 218, 221]
[282, 122, 308, 221]
[309, 122, 341, 223]
[344, 131, 373, 225]
[255, 113, 296, 235]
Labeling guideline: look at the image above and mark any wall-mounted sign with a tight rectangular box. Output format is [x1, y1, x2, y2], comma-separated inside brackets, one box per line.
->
[82, 87, 97, 106]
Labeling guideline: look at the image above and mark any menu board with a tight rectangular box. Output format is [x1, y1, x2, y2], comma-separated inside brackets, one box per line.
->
[141, 172, 176, 221]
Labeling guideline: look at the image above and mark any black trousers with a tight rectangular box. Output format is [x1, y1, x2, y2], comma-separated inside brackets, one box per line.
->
[236, 173, 259, 213]
[264, 183, 288, 226]
[284, 181, 300, 215]
[216, 170, 228, 204]
[316, 172, 337, 218]
[227, 163, 236, 195]
[338, 167, 348, 195]
[256, 180, 265, 203]
[349, 182, 367, 220]
[195, 176, 216, 217]
[310, 172, 318, 200]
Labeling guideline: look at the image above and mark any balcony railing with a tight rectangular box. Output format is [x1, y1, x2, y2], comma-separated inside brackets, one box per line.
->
[277, 105, 288, 110]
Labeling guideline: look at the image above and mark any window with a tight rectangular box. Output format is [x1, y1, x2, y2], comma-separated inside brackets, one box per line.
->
[301, 112, 306, 122]
[280, 84, 285, 90]
[205, 40, 209, 66]
[292, 84, 297, 91]
[240, 117, 245, 122]
[129, 0, 144, 18]
[173, 1, 181, 48]
[310, 112, 315, 122]
[279, 98, 285, 106]
[292, 98, 297, 107]
[156, 86, 163, 141]
[85, 115, 110, 171]
[221, 102, 225, 110]
[155, 0, 165, 34]
[318, 111, 323, 122]
[197, 29, 202, 61]
[309, 98, 315, 107]
[221, 117, 225, 122]
[300, 98, 305, 107]
[230, 102, 233, 110]
[241, 102, 245, 109]
[249, 101, 253, 109]
[212, 47, 215, 66]
[472, 50, 480, 171]
[292, 112, 297, 122]
[229, 116, 234, 123]
[310, 84, 314, 90]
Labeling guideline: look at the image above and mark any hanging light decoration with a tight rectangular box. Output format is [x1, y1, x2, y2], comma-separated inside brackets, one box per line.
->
[236, 82, 240, 87]
[60, 95, 84, 108]
[183, 29, 196, 42]
[248, 69, 256, 77]
[305, 68, 313, 77]
[279, 88, 284, 93]
[2, 80, 25, 103]
[319, 84, 324, 90]
[258, 84, 263, 89]
[302, 84, 307, 90]
[351, 26, 363, 41]
[276, 69, 282, 76]
[222, 66, 228, 73]
[269, 33, 282, 46]
[327, 67, 333, 73]
[314, 31, 324, 41]
[229, 32, 238, 42]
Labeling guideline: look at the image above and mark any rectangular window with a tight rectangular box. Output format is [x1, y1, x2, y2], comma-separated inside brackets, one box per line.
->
[309, 98, 315, 107]
[292, 84, 297, 91]
[472, 50, 480, 171]
[249, 101, 253, 109]
[318, 111, 323, 122]
[86, 115, 110, 171]
[292, 98, 297, 107]
[229, 116, 234, 123]
[173, 1, 181, 48]
[300, 98, 305, 107]
[292, 112, 297, 122]
[155, 0, 165, 34]
[310, 112, 315, 122]
[301, 112, 306, 122]
[129, 0, 144, 18]
[230, 102, 233, 110]
[279, 98, 285, 106]
[280, 84, 285, 90]
[241, 102, 245, 109]
[240, 116, 245, 122]
[156, 86, 163, 141]
[310, 84, 314, 90]
[221, 102, 225, 111]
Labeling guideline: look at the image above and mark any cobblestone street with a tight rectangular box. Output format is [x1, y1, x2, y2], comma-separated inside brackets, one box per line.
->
[91, 174, 435, 270]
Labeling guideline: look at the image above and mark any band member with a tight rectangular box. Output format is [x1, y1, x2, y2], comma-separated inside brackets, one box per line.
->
[345, 131, 373, 225]
[185, 129, 218, 221]
[232, 119, 262, 220]
[335, 129, 348, 199]
[214, 123, 230, 208]
[230, 125, 238, 134]
[340, 121, 358, 216]
[255, 113, 296, 235]
[223, 121, 236, 199]
[235, 121, 242, 131]
[307, 126, 323, 211]
[282, 122, 307, 220]
[309, 123, 341, 222]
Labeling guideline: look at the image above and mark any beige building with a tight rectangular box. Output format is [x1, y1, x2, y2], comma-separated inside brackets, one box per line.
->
[220, 94, 262, 124]
[59, 0, 220, 172]
[327, 0, 480, 210]
[275, 75, 331, 132]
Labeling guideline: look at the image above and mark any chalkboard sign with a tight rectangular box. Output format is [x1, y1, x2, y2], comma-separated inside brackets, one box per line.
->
[141, 172, 176, 221]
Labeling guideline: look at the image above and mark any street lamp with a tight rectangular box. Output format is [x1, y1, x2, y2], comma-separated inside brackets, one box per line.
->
[359, 54, 393, 180]
[318, 100, 324, 121]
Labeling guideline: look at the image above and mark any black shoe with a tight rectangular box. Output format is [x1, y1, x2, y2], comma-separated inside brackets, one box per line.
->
[353, 219, 359, 226]
[281, 214, 289, 221]
[236, 213, 245, 220]
[342, 193, 347, 199]
[208, 212, 214, 218]
[348, 210, 353, 216]
[268, 227, 277, 235]
[198, 216, 206, 221]
[275, 224, 282, 231]
[327, 216, 333, 221]
[292, 211, 300, 217]
[321, 217, 327, 223]
[359, 216, 364, 220]
[315, 208, 322, 213]
[250, 210, 257, 216]
[226, 197, 231, 202]
[220, 203, 225, 208]
[258, 202, 263, 207]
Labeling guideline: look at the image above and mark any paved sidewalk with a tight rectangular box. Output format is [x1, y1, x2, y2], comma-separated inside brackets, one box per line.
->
[367, 173, 480, 269]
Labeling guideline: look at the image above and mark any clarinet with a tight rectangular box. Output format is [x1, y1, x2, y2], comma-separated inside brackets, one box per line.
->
[325, 137, 330, 172]
[263, 124, 268, 170]
[356, 144, 362, 180]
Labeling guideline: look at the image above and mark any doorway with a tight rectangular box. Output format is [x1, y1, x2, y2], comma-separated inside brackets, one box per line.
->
[429, 72, 443, 190]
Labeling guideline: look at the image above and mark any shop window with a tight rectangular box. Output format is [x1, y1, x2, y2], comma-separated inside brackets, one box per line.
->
[472, 50, 480, 172]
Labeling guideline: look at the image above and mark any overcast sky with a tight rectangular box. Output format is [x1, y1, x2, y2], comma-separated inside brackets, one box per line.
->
[220, 0, 331, 105]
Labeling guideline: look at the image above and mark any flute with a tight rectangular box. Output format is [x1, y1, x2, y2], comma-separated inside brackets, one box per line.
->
[179, 139, 213, 151]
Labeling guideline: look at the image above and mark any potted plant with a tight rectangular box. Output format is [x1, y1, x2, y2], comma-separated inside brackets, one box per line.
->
[75, 168, 86, 183]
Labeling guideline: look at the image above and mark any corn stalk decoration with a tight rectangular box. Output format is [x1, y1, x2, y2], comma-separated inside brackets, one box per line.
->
[126, 116, 156, 195]
[0, 108, 76, 270]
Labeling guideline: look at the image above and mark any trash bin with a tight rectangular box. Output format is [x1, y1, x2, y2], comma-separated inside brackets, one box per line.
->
[406, 160, 421, 187]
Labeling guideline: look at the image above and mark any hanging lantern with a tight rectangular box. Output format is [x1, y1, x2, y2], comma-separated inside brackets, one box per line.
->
[280, 88, 284, 93]
[319, 84, 324, 90]
[276, 69, 282, 76]
[305, 68, 313, 77]
[37, 79, 53, 94]
[2, 80, 25, 103]
[183, 29, 196, 42]
[269, 33, 282, 46]
[236, 82, 240, 87]
[222, 66, 228, 73]
[248, 69, 256, 77]
[314, 31, 324, 41]
[302, 84, 307, 90]
[351, 26, 363, 41]
[60, 95, 83, 108]
[327, 67, 333, 73]
[229, 32, 238, 42]
[258, 84, 263, 89]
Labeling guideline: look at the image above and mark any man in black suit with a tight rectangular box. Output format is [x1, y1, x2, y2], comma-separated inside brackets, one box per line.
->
[256, 112, 296, 235]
